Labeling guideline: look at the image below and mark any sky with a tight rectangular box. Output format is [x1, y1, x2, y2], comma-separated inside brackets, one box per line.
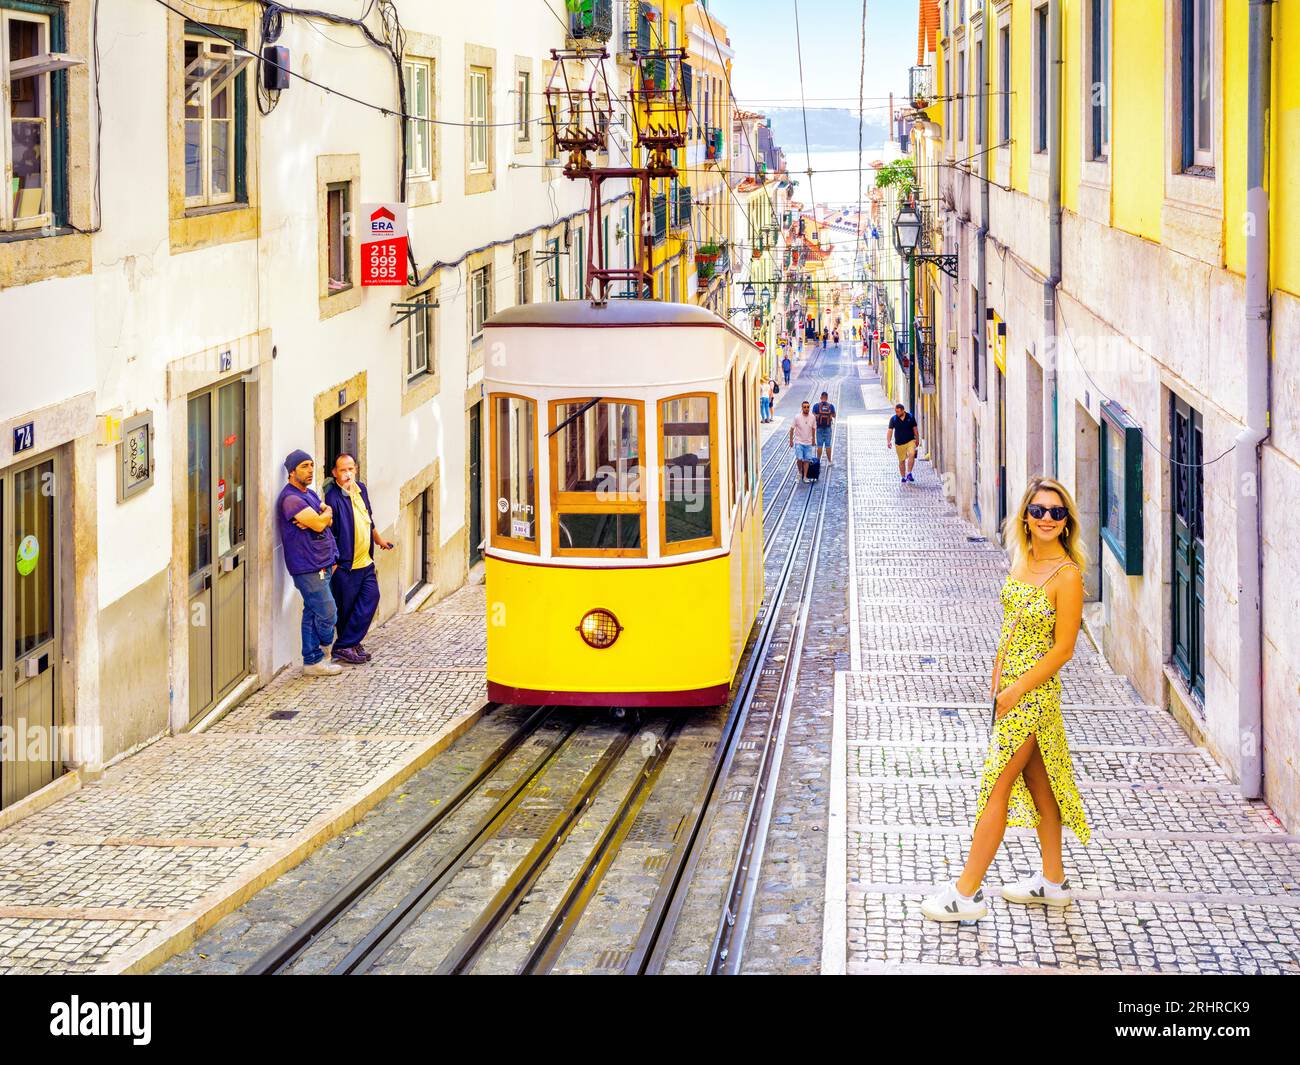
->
[709, 0, 914, 121]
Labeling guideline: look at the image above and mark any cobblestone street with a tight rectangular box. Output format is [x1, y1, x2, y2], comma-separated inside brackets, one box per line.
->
[0, 590, 487, 974]
[826, 373, 1300, 975]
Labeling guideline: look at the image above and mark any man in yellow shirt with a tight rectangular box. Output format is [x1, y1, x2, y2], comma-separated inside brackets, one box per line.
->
[325, 454, 393, 665]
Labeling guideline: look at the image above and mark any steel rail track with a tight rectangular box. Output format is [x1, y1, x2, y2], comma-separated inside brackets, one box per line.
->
[247, 700, 535, 974]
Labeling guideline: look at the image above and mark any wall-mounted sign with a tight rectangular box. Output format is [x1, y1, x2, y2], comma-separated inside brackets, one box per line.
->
[1100, 399, 1144, 576]
[12, 421, 34, 455]
[117, 411, 155, 503]
[360, 202, 408, 286]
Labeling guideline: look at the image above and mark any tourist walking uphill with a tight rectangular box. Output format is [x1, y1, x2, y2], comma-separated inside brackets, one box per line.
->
[325, 453, 394, 666]
[277, 450, 341, 678]
[789, 399, 818, 483]
[922, 477, 1092, 922]
[886, 404, 920, 483]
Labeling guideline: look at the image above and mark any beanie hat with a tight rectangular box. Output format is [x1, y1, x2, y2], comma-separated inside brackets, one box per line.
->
[284, 448, 312, 474]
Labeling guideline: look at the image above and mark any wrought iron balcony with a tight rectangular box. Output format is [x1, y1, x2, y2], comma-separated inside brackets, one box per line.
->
[909, 65, 933, 108]
[568, 0, 613, 43]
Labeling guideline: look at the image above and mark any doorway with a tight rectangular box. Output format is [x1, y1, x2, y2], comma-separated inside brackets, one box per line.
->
[187, 380, 251, 720]
[996, 365, 1008, 530]
[1074, 402, 1102, 602]
[325, 402, 360, 485]
[468, 401, 483, 565]
[1, 455, 61, 807]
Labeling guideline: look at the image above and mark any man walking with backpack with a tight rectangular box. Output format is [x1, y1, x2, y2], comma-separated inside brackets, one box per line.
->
[812, 390, 836, 467]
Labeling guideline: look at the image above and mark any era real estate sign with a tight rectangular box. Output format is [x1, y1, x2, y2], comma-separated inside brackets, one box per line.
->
[360, 203, 408, 286]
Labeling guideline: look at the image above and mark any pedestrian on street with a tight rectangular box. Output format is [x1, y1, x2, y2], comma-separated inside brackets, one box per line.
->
[325, 453, 394, 665]
[277, 450, 342, 677]
[782, 354, 792, 386]
[833, 327, 840, 346]
[886, 403, 921, 483]
[759, 377, 775, 423]
[811, 390, 836, 467]
[789, 399, 817, 482]
[821, 326, 829, 349]
[922, 478, 1091, 922]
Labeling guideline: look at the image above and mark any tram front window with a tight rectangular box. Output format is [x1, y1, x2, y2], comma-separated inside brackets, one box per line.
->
[492, 395, 537, 550]
[661, 394, 717, 551]
[552, 399, 645, 556]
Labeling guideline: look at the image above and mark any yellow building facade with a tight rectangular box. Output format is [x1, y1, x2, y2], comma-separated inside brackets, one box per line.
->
[918, 0, 1300, 829]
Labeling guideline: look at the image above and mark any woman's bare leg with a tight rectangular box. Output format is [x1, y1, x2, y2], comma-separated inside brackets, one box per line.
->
[955, 735, 1039, 897]
[1021, 743, 1065, 882]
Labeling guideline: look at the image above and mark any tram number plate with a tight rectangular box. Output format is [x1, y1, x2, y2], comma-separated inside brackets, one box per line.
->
[12, 421, 34, 455]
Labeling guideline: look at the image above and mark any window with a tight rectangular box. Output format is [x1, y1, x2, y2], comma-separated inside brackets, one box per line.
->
[669, 263, 679, 303]
[1171, 394, 1204, 696]
[1180, 0, 1214, 171]
[3, 5, 76, 231]
[726, 373, 737, 506]
[1088, 0, 1110, 160]
[741, 372, 752, 494]
[469, 67, 489, 171]
[516, 249, 531, 305]
[550, 399, 645, 556]
[661, 394, 718, 553]
[406, 293, 433, 381]
[974, 40, 984, 147]
[491, 394, 538, 553]
[471, 263, 492, 338]
[403, 59, 433, 179]
[1034, 5, 1048, 153]
[999, 27, 1011, 142]
[403, 491, 430, 599]
[573, 224, 585, 300]
[326, 182, 351, 292]
[184, 30, 249, 208]
[943, 58, 951, 143]
[548, 238, 561, 299]
[515, 69, 531, 142]
[956, 50, 966, 142]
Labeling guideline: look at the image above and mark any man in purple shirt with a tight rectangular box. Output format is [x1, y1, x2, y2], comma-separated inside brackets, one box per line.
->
[277, 449, 342, 676]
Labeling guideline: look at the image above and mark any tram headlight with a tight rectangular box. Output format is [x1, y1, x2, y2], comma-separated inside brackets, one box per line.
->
[577, 608, 622, 649]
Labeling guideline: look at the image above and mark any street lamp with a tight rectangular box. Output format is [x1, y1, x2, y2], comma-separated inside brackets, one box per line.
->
[742, 282, 756, 311]
[893, 206, 922, 256]
[760, 286, 772, 309]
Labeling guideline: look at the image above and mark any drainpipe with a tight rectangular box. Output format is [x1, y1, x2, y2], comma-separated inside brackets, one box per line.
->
[1043, 0, 1062, 478]
[976, 8, 991, 514]
[1237, 0, 1272, 800]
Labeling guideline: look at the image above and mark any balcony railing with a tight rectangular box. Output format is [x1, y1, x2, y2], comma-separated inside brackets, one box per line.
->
[909, 65, 933, 108]
[568, 0, 613, 43]
[705, 127, 723, 161]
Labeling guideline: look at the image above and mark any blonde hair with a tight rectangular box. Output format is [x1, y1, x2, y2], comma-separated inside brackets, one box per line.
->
[1003, 476, 1089, 576]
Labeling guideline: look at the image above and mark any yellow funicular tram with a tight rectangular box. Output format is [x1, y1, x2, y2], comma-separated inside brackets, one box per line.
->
[484, 300, 764, 708]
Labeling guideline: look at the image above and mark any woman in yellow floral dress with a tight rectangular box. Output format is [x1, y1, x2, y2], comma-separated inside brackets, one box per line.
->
[922, 477, 1091, 922]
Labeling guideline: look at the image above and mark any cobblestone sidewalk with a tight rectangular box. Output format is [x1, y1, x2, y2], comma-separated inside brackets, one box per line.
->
[827, 384, 1300, 974]
[0, 586, 488, 974]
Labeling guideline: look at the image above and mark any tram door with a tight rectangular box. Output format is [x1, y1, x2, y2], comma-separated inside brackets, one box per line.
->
[468, 401, 483, 564]
[187, 381, 249, 720]
[2, 457, 60, 808]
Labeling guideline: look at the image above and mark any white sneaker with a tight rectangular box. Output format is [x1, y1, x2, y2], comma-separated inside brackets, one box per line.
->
[920, 881, 989, 922]
[303, 661, 343, 677]
[1000, 872, 1073, 907]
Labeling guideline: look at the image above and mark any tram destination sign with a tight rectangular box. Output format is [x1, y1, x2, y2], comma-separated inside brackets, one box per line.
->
[360, 203, 408, 286]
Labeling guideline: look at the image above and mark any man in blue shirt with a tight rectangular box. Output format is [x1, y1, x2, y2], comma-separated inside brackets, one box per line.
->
[277, 449, 342, 677]
[812, 391, 836, 468]
[781, 353, 792, 386]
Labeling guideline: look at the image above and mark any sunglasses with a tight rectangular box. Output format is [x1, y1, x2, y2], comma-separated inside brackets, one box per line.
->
[1026, 503, 1069, 522]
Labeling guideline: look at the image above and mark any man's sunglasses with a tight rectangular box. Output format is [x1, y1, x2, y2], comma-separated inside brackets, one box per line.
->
[1026, 503, 1069, 522]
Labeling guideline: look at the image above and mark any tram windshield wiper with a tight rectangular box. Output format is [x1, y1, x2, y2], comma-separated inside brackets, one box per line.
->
[546, 397, 603, 438]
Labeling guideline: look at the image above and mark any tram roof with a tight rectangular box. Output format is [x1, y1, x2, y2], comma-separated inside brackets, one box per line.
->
[486, 299, 756, 344]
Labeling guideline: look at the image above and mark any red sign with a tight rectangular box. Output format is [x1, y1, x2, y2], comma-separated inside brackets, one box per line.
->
[756, 341, 766, 352]
[360, 202, 408, 286]
[879, 341, 892, 356]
